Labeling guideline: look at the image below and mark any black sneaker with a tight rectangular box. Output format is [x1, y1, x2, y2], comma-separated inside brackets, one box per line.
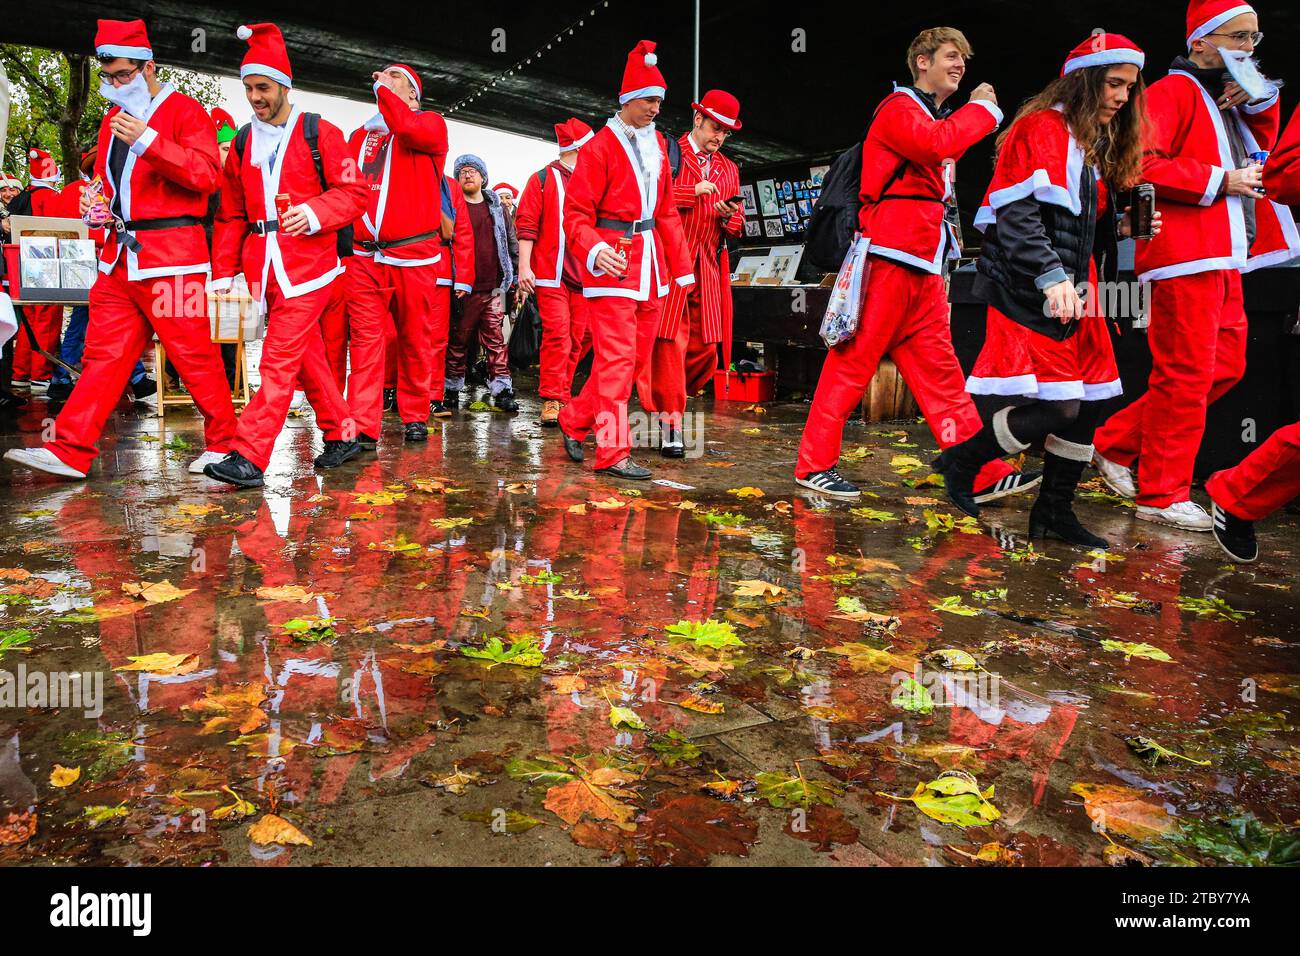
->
[203, 451, 264, 488]
[46, 381, 74, 403]
[1212, 500, 1259, 564]
[315, 440, 363, 470]
[132, 377, 158, 401]
[795, 467, 861, 499]
[404, 421, 428, 442]
[597, 457, 651, 480]
[563, 433, 585, 463]
[443, 389, 460, 410]
[383, 388, 397, 412]
[492, 388, 519, 413]
[975, 469, 1043, 505]
[430, 400, 452, 418]
[356, 432, 379, 451]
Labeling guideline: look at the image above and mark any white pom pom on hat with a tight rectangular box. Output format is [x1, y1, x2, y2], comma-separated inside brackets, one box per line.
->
[644, 53, 657, 65]
[237, 25, 253, 40]
[29, 149, 38, 159]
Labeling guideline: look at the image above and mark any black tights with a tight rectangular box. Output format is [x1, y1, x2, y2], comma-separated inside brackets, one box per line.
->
[1002, 399, 1104, 449]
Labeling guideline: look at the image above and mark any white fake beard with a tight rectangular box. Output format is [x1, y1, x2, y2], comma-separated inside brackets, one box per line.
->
[99, 73, 152, 119]
[630, 122, 661, 199]
[1217, 47, 1278, 103]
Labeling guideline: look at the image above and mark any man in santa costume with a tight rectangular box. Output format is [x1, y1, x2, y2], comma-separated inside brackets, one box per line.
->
[516, 117, 594, 426]
[1206, 101, 1300, 562]
[558, 40, 694, 479]
[637, 90, 745, 458]
[10, 147, 66, 392]
[794, 27, 1036, 504]
[343, 63, 448, 446]
[5, 19, 237, 480]
[1092, 0, 1299, 531]
[205, 23, 368, 488]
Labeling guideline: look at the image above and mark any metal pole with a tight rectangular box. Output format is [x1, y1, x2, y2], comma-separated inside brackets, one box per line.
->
[693, 0, 700, 103]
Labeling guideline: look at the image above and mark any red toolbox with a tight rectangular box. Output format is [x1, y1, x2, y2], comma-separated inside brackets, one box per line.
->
[713, 369, 775, 403]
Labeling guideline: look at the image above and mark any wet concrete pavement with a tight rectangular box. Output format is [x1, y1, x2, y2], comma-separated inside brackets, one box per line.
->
[0, 384, 1297, 866]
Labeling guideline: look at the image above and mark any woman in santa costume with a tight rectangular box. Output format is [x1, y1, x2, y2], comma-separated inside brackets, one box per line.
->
[1091, 1, 1298, 531]
[637, 90, 745, 458]
[937, 35, 1155, 550]
[794, 27, 1035, 505]
[557, 40, 694, 480]
[343, 63, 449, 447]
[516, 117, 595, 427]
[204, 23, 368, 488]
[1206, 102, 1300, 562]
[5, 19, 237, 481]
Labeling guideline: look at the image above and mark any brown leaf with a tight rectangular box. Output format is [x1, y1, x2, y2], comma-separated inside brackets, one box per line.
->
[248, 813, 313, 847]
[784, 804, 860, 852]
[121, 580, 195, 604]
[543, 779, 636, 830]
[637, 794, 759, 866]
[0, 811, 35, 846]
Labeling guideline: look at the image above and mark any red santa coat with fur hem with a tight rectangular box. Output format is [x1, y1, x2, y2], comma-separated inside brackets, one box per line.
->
[516, 160, 577, 288]
[563, 122, 694, 299]
[1264, 104, 1300, 204]
[212, 107, 367, 302]
[435, 173, 475, 292]
[346, 84, 448, 266]
[658, 132, 744, 347]
[1135, 72, 1299, 282]
[95, 86, 221, 278]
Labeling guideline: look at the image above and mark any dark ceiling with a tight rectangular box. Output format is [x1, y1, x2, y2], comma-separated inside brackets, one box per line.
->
[6, 0, 1298, 171]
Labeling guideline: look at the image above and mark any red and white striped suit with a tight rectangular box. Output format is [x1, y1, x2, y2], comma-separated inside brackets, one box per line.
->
[638, 132, 743, 422]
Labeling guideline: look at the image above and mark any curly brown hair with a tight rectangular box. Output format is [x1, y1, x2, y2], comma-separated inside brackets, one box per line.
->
[996, 65, 1147, 189]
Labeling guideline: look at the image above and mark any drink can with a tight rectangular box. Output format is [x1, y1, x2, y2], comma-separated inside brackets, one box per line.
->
[1249, 150, 1269, 165]
[275, 193, 293, 220]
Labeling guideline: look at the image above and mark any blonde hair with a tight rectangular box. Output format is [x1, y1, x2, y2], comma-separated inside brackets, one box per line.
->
[907, 27, 973, 82]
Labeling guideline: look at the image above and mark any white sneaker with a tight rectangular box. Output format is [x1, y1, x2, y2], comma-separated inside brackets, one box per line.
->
[289, 390, 308, 413]
[1137, 499, 1213, 532]
[29, 380, 50, 393]
[3, 447, 87, 479]
[188, 450, 228, 475]
[1093, 452, 1136, 499]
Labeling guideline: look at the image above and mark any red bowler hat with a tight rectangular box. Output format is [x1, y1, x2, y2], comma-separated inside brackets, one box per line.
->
[692, 89, 742, 131]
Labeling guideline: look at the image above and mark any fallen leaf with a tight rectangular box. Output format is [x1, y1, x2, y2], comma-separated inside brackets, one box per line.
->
[121, 580, 195, 604]
[49, 765, 80, 788]
[248, 813, 313, 847]
[732, 579, 785, 598]
[1100, 640, 1174, 663]
[113, 652, 199, 675]
[785, 804, 860, 852]
[727, 486, 765, 499]
[255, 585, 316, 603]
[886, 771, 1000, 828]
[543, 779, 636, 830]
[1071, 783, 1173, 841]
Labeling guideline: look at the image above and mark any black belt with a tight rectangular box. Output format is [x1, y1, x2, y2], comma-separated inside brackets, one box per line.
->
[248, 220, 279, 236]
[113, 215, 204, 253]
[357, 229, 440, 253]
[596, 216, 655, 237]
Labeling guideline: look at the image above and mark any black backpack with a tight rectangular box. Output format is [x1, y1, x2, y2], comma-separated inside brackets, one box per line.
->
[234, 112, 354, 257]
[804, 93, 909, 272]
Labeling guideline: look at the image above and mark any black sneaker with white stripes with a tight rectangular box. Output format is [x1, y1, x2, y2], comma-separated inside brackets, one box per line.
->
[795, 467, 861, 499]
[1212, 500, 1258, 564]
[974, 469, 1042, 505]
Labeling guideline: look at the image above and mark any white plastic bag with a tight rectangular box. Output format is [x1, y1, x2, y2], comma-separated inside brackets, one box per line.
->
[820, 235, 871, 348]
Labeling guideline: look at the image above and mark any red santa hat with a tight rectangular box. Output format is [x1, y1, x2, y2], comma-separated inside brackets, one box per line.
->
[94, 19, 153, 61]
[384, 63, 423, 100]
[1061, 33, 1145, 76]
[692, 89, 743, 131]
[0, 173, 21, 190]
[492, 183, 518, 200]
[619, 40, 667, 104]
[28, 148, 59, 184]
[1187, 1, 1256, 47]
[237, 23, 293, 88]
[555, 118, 594, 152]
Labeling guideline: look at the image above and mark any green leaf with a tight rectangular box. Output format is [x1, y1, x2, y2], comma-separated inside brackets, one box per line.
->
[1168, 813, 1300, 866]
[849, 507, 896, 523]
[649, 729, 702, 767]
[459, 809, 544, 834]
[1125, 735, 1211, 768]
[609, 704, 647, 731]
[82, 804, 130, 827]
[1101, 639, 1173, 663]
[0, 628, 35, 652]
[887, 771, 1000, 828]
[505, 754, 576, 787]
[927, 648, 980, 671]
[892, 676, 934, 714]
[932, 595, 980, 617]
[461, 635, 544, 668]
[1176, 596, 1252, 622]
[520, 570, 564, 586]
[971, 588, 1008, 603]
[755, 770, 841, 809]
[664, 619, 744, 649]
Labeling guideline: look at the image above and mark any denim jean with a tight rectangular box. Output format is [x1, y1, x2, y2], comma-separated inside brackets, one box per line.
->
[53, 306, 148, 386]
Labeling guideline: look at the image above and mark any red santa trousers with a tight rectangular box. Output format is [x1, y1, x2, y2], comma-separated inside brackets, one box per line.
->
[231, 280, 355, 471]
[13, 305, 63, 382]
[536, 284, 592, 400]
[796, 257, 1011, 489]
[1206, 421, 1300, 521]
[637, 283, 718, 426]
[446, 291, 509, 385]
[559, 294, 660, 470]
[384, 284, 452, 400]
[345, 256, 437, 434]
[319, 278, 349, 392]
[46, 266, 237, 475]
[1094, 270, 1247, 508]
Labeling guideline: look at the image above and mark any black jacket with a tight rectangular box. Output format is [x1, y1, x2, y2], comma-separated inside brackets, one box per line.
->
[973, 168, 1119, 341]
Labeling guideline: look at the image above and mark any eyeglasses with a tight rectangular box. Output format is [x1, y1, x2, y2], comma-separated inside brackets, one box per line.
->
[1206, 30, 1264, 46]
[98, 66, 142, 85]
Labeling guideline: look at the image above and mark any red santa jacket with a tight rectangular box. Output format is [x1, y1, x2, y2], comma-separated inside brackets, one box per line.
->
[859, 86, 1002, 274]
[347, 84, 448, 267]
[1264, 105, 1300, 205]
[659, 133, 744, 344]
[563, 120, 693, 301]
[212, 107, 367, 302]
[516, 159, 580, 289]
[94, 86, 220, 280]
[1135, 72, 1300, 282]
[436, 174, 475, 292]
[29, 183, 61, 216]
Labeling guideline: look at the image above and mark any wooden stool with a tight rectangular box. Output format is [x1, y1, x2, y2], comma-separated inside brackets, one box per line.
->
[154, 291, 254, 418]
[861, 358, 919, 423]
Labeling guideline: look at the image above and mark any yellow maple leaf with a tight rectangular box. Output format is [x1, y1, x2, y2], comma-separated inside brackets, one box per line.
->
[727, 486, 765, 499]
[255, 585, 315, 603]
[114, 652, 200, 675]
[733, 579, 784, 598]
[50, 765, 81, 788]
[248, 813, 313, 847]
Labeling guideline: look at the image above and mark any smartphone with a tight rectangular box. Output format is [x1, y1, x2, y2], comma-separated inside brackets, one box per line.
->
[1129, 184, 1156, 240]
[724, 195, 743, 205]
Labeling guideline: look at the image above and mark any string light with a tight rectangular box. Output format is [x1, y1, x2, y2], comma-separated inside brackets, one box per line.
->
[446, 1, 611, 115]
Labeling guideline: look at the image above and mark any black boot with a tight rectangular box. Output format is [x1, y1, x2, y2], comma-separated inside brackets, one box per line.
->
[356, 432, 379, 451]
[933, 425, 1011, 518]
[315, 440, 363, 470]
[203, 451, 264, 488]
[404, 421, 428, 442]
[1028, 446, 1109, 550]
[443, 389, 460, 411]
[563, 433, 584, 463]
[492, 388, 519, 413]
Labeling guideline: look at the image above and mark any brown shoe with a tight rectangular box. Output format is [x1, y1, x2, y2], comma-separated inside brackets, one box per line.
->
[541, 399, 562, 427]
